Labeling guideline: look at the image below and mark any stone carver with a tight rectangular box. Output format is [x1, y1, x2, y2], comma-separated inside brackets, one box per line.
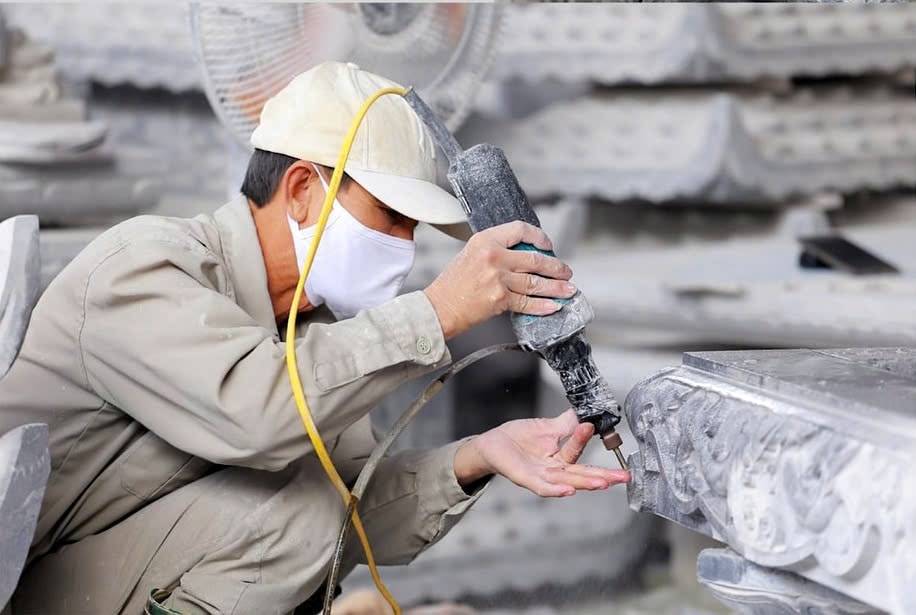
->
[0, 62, 630, 614]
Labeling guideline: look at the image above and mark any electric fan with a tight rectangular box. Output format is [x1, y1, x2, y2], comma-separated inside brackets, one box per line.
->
[190, 3, 503, 150]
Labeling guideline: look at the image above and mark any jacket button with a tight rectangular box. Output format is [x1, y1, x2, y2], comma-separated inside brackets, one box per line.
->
[416, 336, 432, 355]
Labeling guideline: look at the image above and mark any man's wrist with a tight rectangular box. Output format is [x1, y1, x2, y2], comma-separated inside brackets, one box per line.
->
[454, 436, 492, 489]
[423, 286, 458, 340]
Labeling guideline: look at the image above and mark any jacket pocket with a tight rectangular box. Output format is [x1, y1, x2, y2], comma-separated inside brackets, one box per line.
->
[119, 431, 212, 501]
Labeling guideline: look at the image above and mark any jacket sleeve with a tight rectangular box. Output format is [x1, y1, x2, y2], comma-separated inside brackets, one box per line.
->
[79, 237, 451, 471]
[333, 419, 490, 567]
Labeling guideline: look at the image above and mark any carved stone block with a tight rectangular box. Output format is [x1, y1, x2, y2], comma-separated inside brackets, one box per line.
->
[626, 348, 916, 614]
[462, 89, 916, 205]
[0, 215, 40, 379]
[0, 423, 50, 609]
[493, 4, 916, 84]
[697, 548, 883, 615]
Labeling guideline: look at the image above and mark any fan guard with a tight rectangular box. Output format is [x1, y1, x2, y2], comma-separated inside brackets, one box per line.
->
[191, 3, 502, 150]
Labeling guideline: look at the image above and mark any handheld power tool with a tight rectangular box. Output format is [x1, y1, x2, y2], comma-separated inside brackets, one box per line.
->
[404, 91, 627, 470]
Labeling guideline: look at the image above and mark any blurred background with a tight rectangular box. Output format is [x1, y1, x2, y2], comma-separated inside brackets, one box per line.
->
[1, 3, 914, 613]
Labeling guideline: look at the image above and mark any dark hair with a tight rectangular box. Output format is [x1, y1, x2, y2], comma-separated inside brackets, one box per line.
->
[240, 149, 350, 207]
[240, 149, 298, 207]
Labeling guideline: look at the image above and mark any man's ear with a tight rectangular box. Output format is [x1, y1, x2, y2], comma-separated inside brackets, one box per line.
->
[283, 161, 320, 227]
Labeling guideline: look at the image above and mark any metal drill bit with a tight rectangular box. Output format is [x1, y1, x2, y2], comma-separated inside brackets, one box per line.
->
[611, 446, 628, 472]
[600, 430, 628, 471]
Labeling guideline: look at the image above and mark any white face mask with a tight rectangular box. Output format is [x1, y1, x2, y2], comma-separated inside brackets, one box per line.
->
[287, 166, 416, 320]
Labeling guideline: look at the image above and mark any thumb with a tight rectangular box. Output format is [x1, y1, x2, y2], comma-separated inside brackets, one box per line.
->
[558, 422, 594, 464]
[553, 408, 580, 438]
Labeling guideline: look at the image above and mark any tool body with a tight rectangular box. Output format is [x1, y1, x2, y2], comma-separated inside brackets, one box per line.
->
[405, 90, 627, 468]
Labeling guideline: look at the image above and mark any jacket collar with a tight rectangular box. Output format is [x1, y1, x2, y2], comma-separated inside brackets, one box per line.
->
[212, 194, 280, 336]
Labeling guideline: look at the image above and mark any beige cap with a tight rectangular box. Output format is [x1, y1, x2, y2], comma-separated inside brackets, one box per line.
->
[251, 61, 468, 232]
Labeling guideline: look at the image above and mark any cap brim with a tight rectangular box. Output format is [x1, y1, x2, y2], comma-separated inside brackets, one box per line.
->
[347, 168, 471, 240]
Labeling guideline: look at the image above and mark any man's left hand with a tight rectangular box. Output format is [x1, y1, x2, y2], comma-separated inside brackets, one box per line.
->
[453, 409, 630, 497]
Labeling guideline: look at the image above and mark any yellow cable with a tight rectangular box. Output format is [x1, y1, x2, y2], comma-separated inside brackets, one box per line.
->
[285, 86, 408, 614]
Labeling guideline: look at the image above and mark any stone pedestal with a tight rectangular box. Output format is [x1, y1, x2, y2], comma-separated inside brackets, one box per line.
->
[625, 348, 916, 614]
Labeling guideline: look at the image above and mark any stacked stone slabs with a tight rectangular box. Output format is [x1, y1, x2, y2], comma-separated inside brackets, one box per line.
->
[0, 12, 170, 294]
[492, 3, 916, 85]
[626, 348, 916, 614]
[463, 89, 916, 206]
[0, 4, 200, 93]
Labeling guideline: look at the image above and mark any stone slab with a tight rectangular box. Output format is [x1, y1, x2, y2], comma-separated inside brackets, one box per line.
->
[572, 221, 916, 348]
[492, 4, 916, 84]
[0, 215, 39, 379]
[0, 99, 86, 123]
[0, 120, 107, 163]
[683, 348, 916, 431]
[0, 153, 165, 225]
[2, 4, 201, 92]
[0, 423, 50, 609]
[625, 347, 916, 614]
[459, 89, 916, 204]
[697, 548, 883, 615]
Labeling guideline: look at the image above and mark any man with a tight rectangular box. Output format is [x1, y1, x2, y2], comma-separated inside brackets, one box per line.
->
[0, 62, 629, 614]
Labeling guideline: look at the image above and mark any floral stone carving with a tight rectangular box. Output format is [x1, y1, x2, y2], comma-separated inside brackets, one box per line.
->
[625, 348, 916, 615]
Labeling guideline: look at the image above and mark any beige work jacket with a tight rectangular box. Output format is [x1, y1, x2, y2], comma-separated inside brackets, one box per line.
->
[0, 195, 482, 565]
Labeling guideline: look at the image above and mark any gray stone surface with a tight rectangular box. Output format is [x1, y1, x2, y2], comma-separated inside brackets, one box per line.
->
[0, 21, 166, 227]
[88, 88, 230, 201]
[0, 424, 50, 610]
[0, 120, 106, 163]
[0, 28, 60, 107]
[2, 4, 200, 92]
[460, 89, 916, 205]
[572, 216, 916, 348]
[492, 4, 916, 84]
[0, 215, 39, 379]
[697, 548, 882, 615]
[0, 9, 7, 70]
[625, 348, 916, 614]
[0, 154, 165, 225]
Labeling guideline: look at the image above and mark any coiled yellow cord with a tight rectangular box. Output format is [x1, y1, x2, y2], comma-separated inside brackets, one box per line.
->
[284, 86, 408, 614]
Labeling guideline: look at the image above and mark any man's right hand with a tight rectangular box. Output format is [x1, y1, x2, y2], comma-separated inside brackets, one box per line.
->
[424, 221, 576, 340]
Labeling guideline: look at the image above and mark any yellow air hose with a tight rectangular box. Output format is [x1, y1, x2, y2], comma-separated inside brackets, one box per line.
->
[284, 86, 408, 614]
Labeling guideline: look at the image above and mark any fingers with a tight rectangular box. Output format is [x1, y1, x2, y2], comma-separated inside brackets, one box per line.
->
[558, 422, 593, 464]
[505, 248, 572, 281]
[491, 221, 553, 252]
[529, 480, 576, 498]
[543, 466, 607, 490]
[543, 465, 631, 491]
[506, 291, 564, 316]
[562, 464, 631, 485]
[505, 272, 576, 301]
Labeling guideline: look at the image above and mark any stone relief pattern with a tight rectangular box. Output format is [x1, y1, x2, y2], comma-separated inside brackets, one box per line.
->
[625, 368, 916, 614]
